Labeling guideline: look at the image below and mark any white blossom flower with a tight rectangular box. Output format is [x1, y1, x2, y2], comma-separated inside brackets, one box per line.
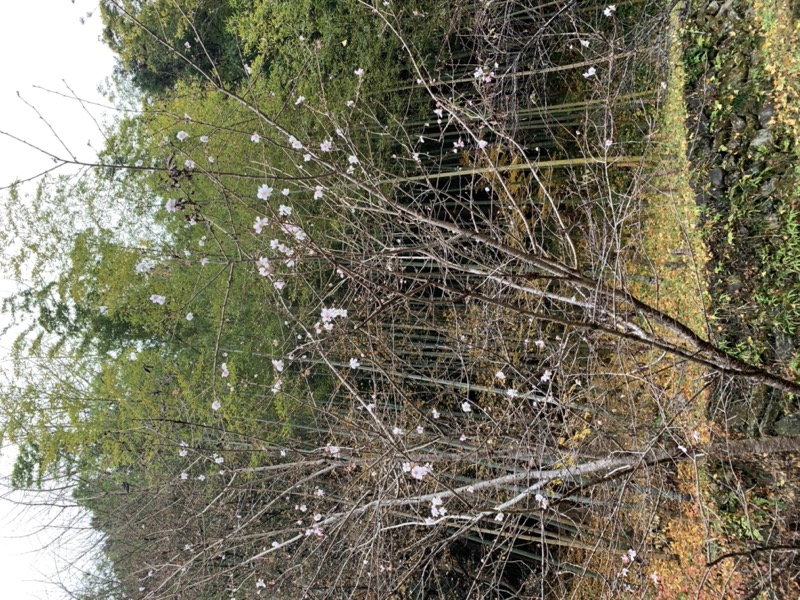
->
[410, 464, 430, 480]
[433, 108, 444, 118]
[320, 139, 333, 153]
[165, 199, 178, 213]
[207, 156, 215, 163]
[272, 359, 284, 372]
[200, 135, 209, 143]
[220, 363, 229, 378]
[432, 408, 440, 419]
[314, 185, 324, 199]
[392, 426, 403, 436]
[416, 425, 424, 434]
[303, 153, 312, 162]
[186, 313, 194, 321]
[325, 444, 340, 456]
[278, 204, 292, 217]
[176, 131, 189, 141]
[506, 388, 518, 398]
[198, 474, 205, 481]
[256, 579, 266, 589]
[580, 39, 590, 47]
[349, 357, 360, 369]
[535, 339, 546, 349]
[136, 259, 155, 273]
[257, 256, 271, 277]
[431, 496, 447, 517]
[251, 132, 261, 143]
[583, 66, 597, 78]
[214, 454, 224, 464]
[354, 68, 365, 77]
[180, 472, 188, 480]
[212, 399, 221, 411]
[461, 401, 472, 413]
[134, 159, 144, 167]
[535, 493, 549, 509]
[348, 155, 359, 164]
[494, 512, 504, 522]
[184, 159, 195, 169]
[200, 257, 209, 266]
[281, 188, 291, 196]
[314, 487, 325, 497]
[295, 96, 305, 105]
[99, 306, 108, 314]
[257, 184, 274, 200]
[603, 4, 616, 16]
[288, 135, 303, 149]
[540, 370, 553, 383]
[478, 139, 488, 149]
[150, 294, 166, 305]
[273, 280, 286, 290]
[495, 370, 506, 381]
[253, 216, 269, 234]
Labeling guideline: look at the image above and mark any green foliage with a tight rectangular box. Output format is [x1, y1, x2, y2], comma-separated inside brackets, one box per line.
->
[100, 0, 244, 95]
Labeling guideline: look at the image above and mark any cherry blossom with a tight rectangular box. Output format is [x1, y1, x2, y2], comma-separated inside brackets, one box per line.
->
[176, 131, 189, 141]
[253, 216, 268, 234]
[220, 363, 229, 378]
[251, 132, 261, 143]
[410, 464, 431, 480]
[349, 357, 360, 369]
[257, 184, 274, 200]
[150, 294, 166, 305]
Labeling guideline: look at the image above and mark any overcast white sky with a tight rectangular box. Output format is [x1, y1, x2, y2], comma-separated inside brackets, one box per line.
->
[1, 2, 116, 598]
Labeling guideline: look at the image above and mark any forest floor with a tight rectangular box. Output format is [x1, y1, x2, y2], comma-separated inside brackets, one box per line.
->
[625, 0, 800, 596]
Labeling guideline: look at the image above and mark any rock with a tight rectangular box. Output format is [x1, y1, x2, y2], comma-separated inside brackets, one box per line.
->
[731, 115, 746, 133]
[758, 103, 776, 128]
[710, 167, 725, 188]
[745, 161, 765, 176]
[774, 415, 800, 437]
[705, 0, 720, 15]
[759, 179, 777, 197]
[749, 128, 773, 149]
